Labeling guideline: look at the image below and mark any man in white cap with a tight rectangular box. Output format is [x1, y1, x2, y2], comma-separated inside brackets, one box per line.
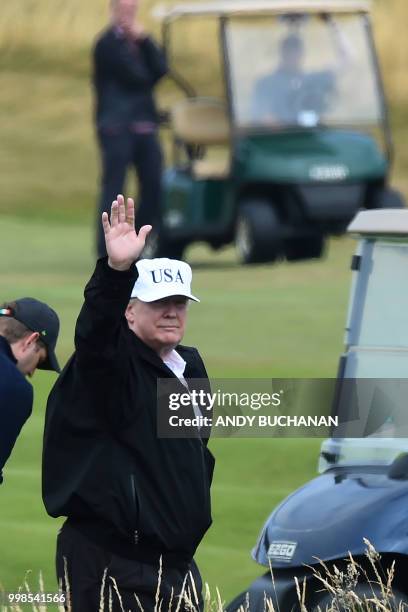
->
[42, 195, 214, 611]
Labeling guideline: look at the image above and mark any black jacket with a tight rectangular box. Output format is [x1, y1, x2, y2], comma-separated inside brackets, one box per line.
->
[42, 259, 214, 565]
[93, 27, 168, 130]
[0, 336, 33, 484]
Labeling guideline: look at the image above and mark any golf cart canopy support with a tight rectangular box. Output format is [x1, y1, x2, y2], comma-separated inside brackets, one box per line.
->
[348, 209, 408, 236]
[154, 1, 371, 21]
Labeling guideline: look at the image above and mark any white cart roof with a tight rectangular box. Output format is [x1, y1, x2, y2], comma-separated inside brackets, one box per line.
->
[348, 209, 408, 236]
[154, 0, 370, 21]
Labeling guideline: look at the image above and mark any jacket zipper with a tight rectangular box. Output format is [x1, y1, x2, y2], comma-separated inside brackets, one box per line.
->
[130, 474, 139, 544]
[200, 446, 211, 515]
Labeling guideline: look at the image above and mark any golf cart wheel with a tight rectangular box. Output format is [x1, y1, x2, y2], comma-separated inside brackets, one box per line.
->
[311, 582, 407, 611]
[285, 234, 325, 262]
[225, 590, 248, 612]
[226, 589, 293, 612]
[376, 187, 406, 209]
[235, 200, 283, 265]
[142, 229, 186, 260]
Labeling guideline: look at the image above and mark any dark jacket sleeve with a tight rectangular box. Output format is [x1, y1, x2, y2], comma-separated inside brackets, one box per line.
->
[0, 382, 33, 483]
[74, 258, 138, 370]
[94, 33, 167, 90]
[139, 36, 168, 83]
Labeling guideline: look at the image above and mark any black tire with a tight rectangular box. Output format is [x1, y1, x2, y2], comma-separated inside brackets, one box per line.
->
[312, 582, 407, 611]
[141, 229, 186, 260]
[376, 187, 406, 210]
[285, 234, 325, 262]
[225, 590, 248, 612]
[235, 200, 283, 265]
[226, 589, 289, 612]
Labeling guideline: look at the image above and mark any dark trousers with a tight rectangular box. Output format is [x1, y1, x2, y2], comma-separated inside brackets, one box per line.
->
[96, 129, 163, 258]
[56, 521, 203, 612]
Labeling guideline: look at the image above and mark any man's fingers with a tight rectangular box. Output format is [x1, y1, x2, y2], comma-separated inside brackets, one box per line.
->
[111, 200, 119, 227]
[102, 212, 110, 235]
[138, 225, 153, 245]
[118, 195, 126, 224]
[126, 198, 135, 227]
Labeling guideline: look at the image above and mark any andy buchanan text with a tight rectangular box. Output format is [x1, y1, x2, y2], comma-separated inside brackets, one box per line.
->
[168, 415, 338, 428]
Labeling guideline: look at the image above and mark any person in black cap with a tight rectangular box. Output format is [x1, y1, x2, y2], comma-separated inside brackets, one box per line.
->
[0, 298, 60, 484]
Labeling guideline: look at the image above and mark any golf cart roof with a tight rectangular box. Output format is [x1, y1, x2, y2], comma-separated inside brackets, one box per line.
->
[154, 1, 371, 21]
[348, 209, 408, 236]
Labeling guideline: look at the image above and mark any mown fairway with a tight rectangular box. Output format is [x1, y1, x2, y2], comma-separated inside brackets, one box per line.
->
[0, 215, 352, 600]
[1, 0, 408, 605]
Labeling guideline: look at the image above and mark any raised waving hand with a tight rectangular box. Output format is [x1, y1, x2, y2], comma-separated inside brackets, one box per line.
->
[102, 195, 152, 271]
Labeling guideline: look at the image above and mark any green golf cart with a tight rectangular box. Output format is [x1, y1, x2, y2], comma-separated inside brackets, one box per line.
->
[149, 0, 404, 263]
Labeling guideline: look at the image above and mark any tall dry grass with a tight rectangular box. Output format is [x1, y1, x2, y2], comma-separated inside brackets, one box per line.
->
[0, 0, 407, 102]
[0, 0, 159, 55]
[373, 0, 408, 105]
[1, 542, 407, 612]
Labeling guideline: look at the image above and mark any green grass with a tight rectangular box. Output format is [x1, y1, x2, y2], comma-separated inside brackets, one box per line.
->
[0, 215, 354, 601]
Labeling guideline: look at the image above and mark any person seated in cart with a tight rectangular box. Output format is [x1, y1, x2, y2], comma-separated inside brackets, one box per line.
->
[252, 16, 352, 125]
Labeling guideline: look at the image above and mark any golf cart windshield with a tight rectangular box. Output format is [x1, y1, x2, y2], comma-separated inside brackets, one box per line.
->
[319, 235, 408, 473]
[225, 13, 382, 130]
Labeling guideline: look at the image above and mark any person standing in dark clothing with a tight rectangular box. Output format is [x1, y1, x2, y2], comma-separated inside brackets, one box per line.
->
[0, 298, 60, 484]
[93, 0, 168, 257]
[43, 195, 215, 611]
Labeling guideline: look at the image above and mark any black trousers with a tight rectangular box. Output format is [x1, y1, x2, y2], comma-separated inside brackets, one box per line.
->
[56, 521, 203, 612]
[96, 129, 163, 258]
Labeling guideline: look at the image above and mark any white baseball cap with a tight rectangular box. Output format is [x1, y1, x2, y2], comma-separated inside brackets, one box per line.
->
[131, 258, 200, 303]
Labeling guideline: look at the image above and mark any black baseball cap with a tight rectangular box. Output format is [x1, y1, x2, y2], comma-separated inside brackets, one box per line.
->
[0, 297, 60, 373]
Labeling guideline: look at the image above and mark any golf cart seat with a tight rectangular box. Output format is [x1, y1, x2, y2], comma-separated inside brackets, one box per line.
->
[193, 158, 230, 179]
[171, 97, 230, 179]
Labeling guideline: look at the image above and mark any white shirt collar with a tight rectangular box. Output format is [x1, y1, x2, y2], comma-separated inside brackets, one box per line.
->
[163, 349, 203, 424]
[162, 349, 186, 380]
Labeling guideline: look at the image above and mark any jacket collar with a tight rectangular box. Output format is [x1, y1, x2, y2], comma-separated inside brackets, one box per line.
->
[127, 326, 178, 376]
[0, 335, 17, 365]
[126, 326, 198, 377]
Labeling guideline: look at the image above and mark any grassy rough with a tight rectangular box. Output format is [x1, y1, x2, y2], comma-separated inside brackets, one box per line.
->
[0, 541, 405, 611]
